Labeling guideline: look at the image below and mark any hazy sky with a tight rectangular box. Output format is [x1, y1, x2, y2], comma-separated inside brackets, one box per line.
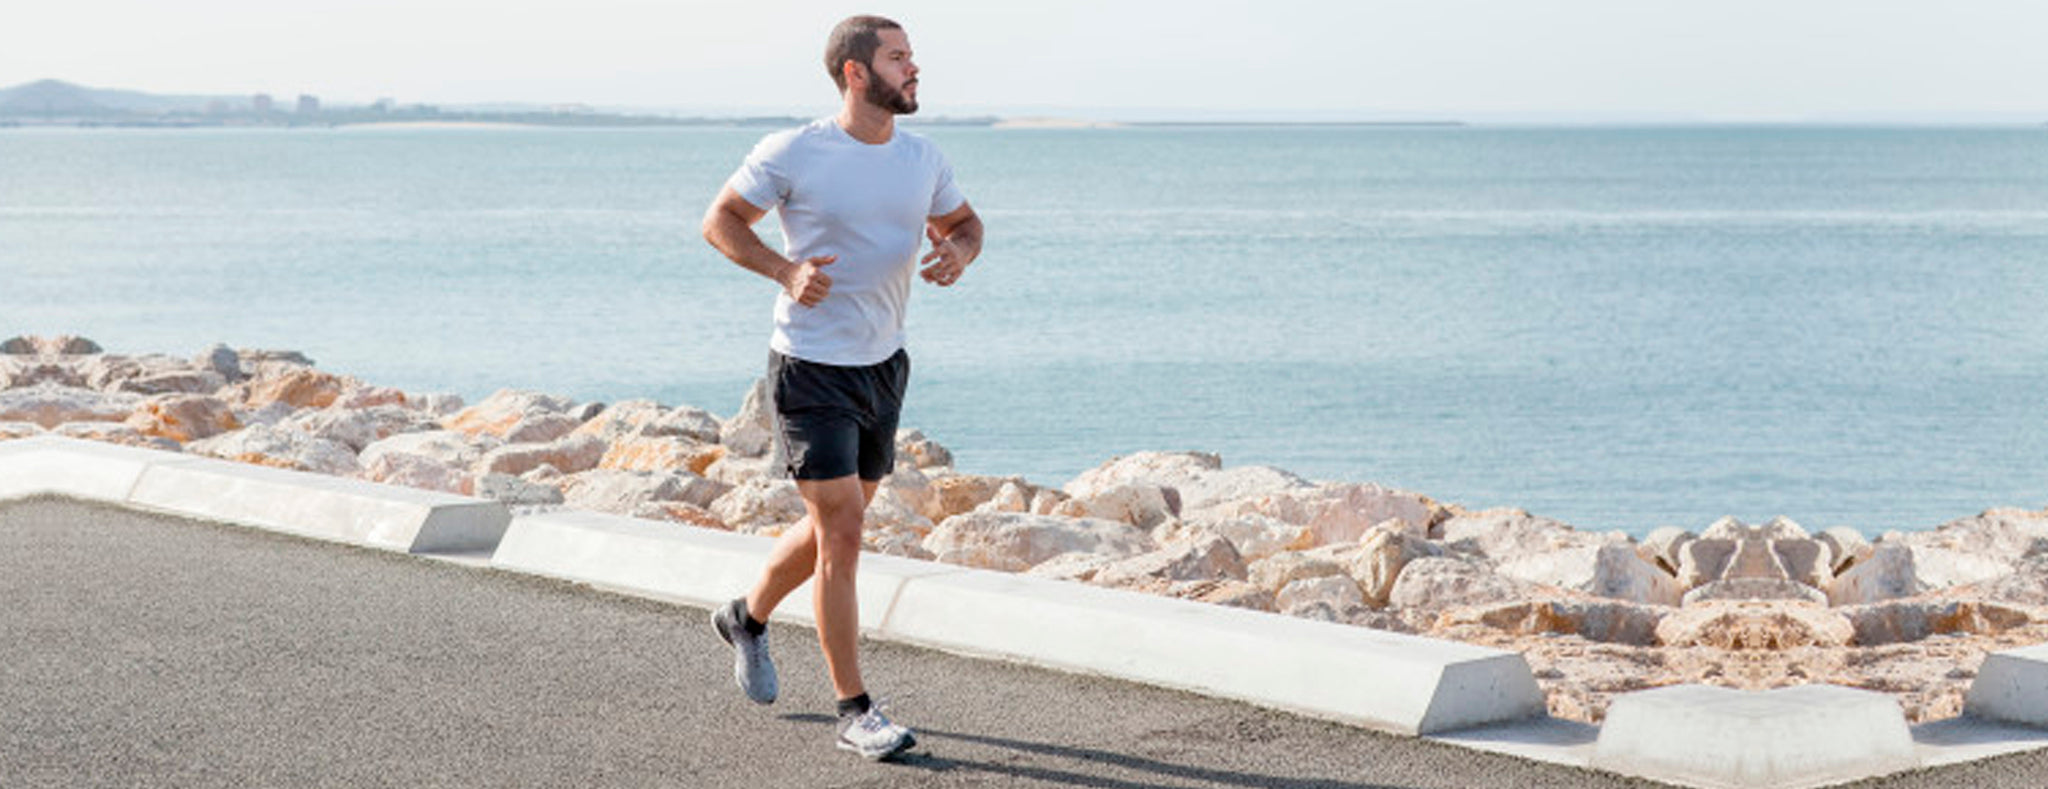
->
[7, 0, 2044, 121]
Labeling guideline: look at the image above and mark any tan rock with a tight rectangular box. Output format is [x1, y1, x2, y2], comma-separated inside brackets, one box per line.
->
[1655, 601, 1852, 649]
[1054, 482, 1176, 529]
[1187, 580, 1276, 612]
[1062, 450, 1220, 500]
[334, 386, 407, 410]
[1351, 525, 1440, 607]
[1842, 600, 2035, 646]
[929, 474, 1032, 520]
[1024, 552, 1117, 582]
[1640, 527, 1695, 576]
[973, 481, 1032, 515]
[1772, 539, 1833, 588]
[1817, 527, 1874, 574]
[706, 477, 807, 531]
[1828, 544, 1923, 605]
[446, 389, 580, 442]
[1440, 508, 1584, 560]
[922, 512, 1151, 573]
[1094, 534, 1247, 587]
[358, 430, 497, 494]
[565, 468, 729, 516]
[243, 368, 350, 409]
[280, 404, 439, 452]
[477, 434, 608, 477]
[718, 377, 776, 457]
[629, 501, 727, 530]
[1276, 575, 1367, 621]
[126, 394, 239, 443]
[894, 428, 954, 469]
[186, 424, 359, 475]
[1678, 538, 1738, 589]
[1192, 513, 1311, 563]
[1247, 551, 1347, 594]
[1682, 578, 1827, 605]
[1387, 556, 1537, 613]
[0, 385, 143, 428]
[53, 422, 176, 450]
[599, 435, 724, 475]
[0, 422, 46, 440]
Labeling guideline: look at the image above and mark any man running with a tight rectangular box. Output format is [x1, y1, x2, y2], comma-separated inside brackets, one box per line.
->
[699, 14, 983, 761]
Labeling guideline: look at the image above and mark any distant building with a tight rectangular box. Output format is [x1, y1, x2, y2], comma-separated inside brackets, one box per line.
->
[206, 100, 229, 116]
[549, 103, 594, 115]
[296, 95, 320, 114]
[252, 93, 274, 113]
[371, 97, 395, 113]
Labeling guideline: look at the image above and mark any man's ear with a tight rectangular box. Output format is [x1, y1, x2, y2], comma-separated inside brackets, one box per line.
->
[842, 59, 866, 91]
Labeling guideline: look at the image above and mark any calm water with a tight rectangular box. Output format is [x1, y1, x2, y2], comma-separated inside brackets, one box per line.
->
[4, 125, 2046, 535]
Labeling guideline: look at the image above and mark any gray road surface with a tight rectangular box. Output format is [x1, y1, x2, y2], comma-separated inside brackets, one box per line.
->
[1, 496, 2037, 788]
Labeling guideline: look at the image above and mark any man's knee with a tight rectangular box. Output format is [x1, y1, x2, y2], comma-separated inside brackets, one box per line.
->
[799, 477, 866, 555]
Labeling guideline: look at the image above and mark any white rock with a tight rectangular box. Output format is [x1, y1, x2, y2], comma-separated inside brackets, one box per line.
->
[565, 468, 731, 516]
[894, 428, 954, 469]
[446, 389, 580, 442]
[972, 481, 1031, 515]
[718, 377, 776, 457]
[922, 512, 1151, 573]
[1093, 534, 1248, 587]
[1440, 508, 1586, 561]
[1640, 526, 1695, 576]
[476, 433, 609, 477]
[707, 477, 807, 530]
[1827, 544, 1923, 605]
[1054, 481, 1176, 529]
[1276, 575, 1368, 622]
[186, 423, 359, 476]
[1817, 527, 1874, 574]
[1188, 513, 1310, 562]
[1062, 451, 1220, 500]
[1024, 552, 1117, 582]
[1246, 551, 1347, 594]
[1352, 525, 1441, 607]
[1387, 556, 1537, 613]
[1678, 538, 1738, 589]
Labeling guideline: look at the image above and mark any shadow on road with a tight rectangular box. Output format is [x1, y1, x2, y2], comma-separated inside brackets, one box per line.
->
[779, 714, 1401, 789]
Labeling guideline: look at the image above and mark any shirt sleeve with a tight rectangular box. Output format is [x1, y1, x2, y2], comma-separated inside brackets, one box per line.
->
[726, 133, 793, 210]
[928, 150, 966, 217]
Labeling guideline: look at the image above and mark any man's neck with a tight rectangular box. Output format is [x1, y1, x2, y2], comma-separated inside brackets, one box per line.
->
[836, 101, 895, 145]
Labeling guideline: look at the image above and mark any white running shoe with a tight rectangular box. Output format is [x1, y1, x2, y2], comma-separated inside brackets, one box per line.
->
[711, 599, 777, 705]
[837, 706, 917, 761]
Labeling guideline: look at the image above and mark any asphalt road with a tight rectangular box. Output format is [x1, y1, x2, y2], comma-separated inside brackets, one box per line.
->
[1, 495, 2038, 788]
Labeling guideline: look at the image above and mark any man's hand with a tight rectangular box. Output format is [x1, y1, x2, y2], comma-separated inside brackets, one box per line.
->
[782, 255, 836, 307]
[920, 226, 970, 287]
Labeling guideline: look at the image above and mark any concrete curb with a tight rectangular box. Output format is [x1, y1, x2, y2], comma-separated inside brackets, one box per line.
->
[1589, 684, 1919, 789]
[0, 434, 508, 554]
[11, 433, 2048, 786]
[490, 506, 1547, 735]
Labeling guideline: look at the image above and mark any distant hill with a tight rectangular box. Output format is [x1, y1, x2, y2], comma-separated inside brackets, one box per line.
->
[0, 79, 238, 116]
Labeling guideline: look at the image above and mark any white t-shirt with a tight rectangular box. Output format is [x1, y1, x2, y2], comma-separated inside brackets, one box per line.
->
[726, 117, 967, 366]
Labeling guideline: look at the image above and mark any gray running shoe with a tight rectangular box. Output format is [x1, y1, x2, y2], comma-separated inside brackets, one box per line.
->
[711, 598, 777, 704]
[837, 706, 916, 761]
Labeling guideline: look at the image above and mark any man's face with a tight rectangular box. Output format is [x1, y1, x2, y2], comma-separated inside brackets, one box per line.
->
[860, 29, 919, 115]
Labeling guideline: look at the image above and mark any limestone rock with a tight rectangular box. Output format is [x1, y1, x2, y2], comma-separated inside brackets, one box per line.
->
[1276, 575, 1368, 622]
[357, 429, 497, 494]
[280, 404, 438, 453]
[923, 512, 1151, 573]
[1054, 481, 1177, 529]
[1191, 513, 1311, 562]
[972, 481, 1032, 515]
[1352, 524, 1442, 607]
[1387, 556, 1537, 613]
[242, 368, 351, 409]
[1062, 450, 1220, 500]
[475, 473, 566, 506]
[1208, 482, 1432, 546]
[629, 500, 728, 531]
[1247, 551, 1347, 594]
[53, 422, 177, 450]
[1773, 539, 1833, 588]
[1683, 579, 1827, 605]
[1678, 538, 1738, 590]
[1441, 508, 1586, 561]
[1841, 600, 2034, 646]
[929, 473, 1032, 521]
[125, 394, 239, 443]
[1025, 552, 1117, 582]
[1817, 527, 1874, 574]
[1640, 526, 1694, 576]
[446, 389, 580, 443]
[1907, 545, 2019, 591]
[703, 454, 776, 486]
[718, 377, 776, 457]
[477, 434, 608, 477]
[1094, 534, 1247, 587]
[707, 477, 807, 530]
[599, 435, 724, 475]
[187, 423, 359, 475]
[1828, 544, 1922, 605]
[197, 344, 242, 383]
[565, 468, 729, 517]
[0, 422, 46, 440]
[0, 384, 143, 428]
[1656, 601, 1853, 649]
[894, 428, 954, 469]
[1443, 600, 1665, 646]
[1187, 580, 1276, 612]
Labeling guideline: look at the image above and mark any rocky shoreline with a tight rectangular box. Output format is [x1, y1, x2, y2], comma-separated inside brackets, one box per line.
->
[5, 335, 2045, 724]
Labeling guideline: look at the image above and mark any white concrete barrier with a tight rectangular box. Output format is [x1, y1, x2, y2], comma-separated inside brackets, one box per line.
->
[878, 568, 1547, 735]
[126, 454, 508, 554]
[1966, 643, 2048, 728]
[491, 510, 961, 630]
[0, 435, 162, 501]
[1591, 684, 1918, 789]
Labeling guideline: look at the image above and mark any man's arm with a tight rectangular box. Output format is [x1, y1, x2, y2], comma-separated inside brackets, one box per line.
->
[920, 201, 983, 287]
[702, 186, 836, 307]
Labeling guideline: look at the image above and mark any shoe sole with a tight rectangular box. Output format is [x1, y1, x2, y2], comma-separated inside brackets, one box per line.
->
[837, 732, 915, 761]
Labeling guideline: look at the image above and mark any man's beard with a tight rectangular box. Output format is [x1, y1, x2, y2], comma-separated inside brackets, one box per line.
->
[864, 73, 918, 115]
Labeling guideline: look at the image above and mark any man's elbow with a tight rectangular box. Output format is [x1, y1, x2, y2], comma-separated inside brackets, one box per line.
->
[700, 209, 727, 248]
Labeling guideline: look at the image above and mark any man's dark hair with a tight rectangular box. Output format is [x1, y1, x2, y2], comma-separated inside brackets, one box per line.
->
[824, 15, 902, 93]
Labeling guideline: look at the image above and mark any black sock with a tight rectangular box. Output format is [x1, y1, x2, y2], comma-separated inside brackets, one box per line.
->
[836, 693, 872, 718]
[732, 599, 766, 636]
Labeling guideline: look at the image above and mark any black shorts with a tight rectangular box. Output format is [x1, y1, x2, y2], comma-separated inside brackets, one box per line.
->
[769, 348, 909, 482]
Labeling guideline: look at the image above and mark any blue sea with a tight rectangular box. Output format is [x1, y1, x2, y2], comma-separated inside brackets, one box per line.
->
[4, 124, 2046, 535]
